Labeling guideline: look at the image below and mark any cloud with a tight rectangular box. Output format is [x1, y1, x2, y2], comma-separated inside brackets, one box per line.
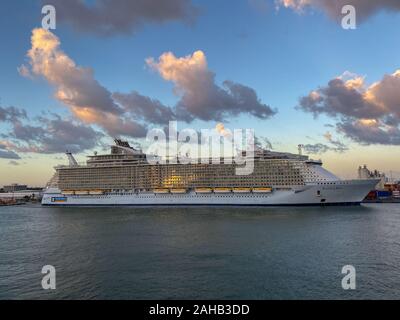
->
[21, 28, 147, 138]
[24, 28, 120, 115]
[0, 142, 21, 159]
[17, 64, 32, 79]
[215, 123, 232, 138]
[21, 30, 275, 142]
[39, 116, 103, 153]
[112, 91, 175, 125]
[146, 50, 276, 122]
[323, 131, 348, 152]
[298, 70, 400, 145]
[0, 149, 20, 159]
[303, 143, 330, 154]
[70, 108, 147, 138]
[255, 136, 273, 150]
[5, 114, 104, 154]
[44, 0, 198, 36]
[276, 0, 400, 21]
[338, 119, 400, 146]
[0, 106, 27, 122]
[1, 104, 103, 155]
[298, 74, 382, 120]
[302, 132, 348, 155]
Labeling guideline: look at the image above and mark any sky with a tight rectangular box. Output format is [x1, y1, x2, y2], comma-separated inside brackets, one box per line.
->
[1, 0, 400, 186]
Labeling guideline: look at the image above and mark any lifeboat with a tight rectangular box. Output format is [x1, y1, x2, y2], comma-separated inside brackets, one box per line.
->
[233, 188, 252, 193]
[214, 188, 232, 193]
[75, 190, 89, 195]
[170, 189, 187, 194]
[89, 190, 104, 195]
[252, 187, 273, 193]
[154, 189, 170, 194]
[195, 188, 213, 193]
[62, 190, 75, 195]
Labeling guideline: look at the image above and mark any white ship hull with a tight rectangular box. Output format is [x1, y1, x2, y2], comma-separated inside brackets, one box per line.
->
[42, 179, 378, 207]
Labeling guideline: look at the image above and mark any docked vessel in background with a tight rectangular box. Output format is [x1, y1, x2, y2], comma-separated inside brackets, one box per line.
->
[42, 139, 378, 207]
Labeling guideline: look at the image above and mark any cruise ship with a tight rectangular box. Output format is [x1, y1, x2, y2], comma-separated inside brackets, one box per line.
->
[42, 139, 378, 207]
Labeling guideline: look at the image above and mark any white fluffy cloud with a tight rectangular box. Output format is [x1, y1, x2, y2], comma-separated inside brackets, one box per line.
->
[146, 50, 276, 122]
[299, 70, 400, 145]
[20, 28, 147, 138]
[19, 30, 277, 148]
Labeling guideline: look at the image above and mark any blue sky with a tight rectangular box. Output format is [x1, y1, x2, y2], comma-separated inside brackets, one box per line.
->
[1, 0, 400, 185]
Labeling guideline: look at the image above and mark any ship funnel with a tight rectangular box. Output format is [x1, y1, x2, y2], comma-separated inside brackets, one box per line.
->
[66, 151, 78, 167]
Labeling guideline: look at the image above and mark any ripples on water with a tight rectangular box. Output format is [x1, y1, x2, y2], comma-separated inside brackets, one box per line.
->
[1, 204, 400, 299]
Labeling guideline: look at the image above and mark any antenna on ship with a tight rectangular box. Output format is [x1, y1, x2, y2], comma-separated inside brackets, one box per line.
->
[66, 150, 78, 167]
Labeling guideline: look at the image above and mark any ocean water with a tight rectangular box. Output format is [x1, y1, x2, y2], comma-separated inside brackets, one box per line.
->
[1, 204, 400, 300]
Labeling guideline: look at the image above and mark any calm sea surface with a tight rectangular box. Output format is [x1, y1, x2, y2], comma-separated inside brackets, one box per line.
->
[1, 204, 400, 299]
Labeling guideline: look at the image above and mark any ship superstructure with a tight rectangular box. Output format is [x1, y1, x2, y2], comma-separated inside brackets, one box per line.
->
[42, 139, 378, 206]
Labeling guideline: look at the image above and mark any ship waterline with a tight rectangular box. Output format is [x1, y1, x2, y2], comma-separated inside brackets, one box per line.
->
[42, 139, 379, 207]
